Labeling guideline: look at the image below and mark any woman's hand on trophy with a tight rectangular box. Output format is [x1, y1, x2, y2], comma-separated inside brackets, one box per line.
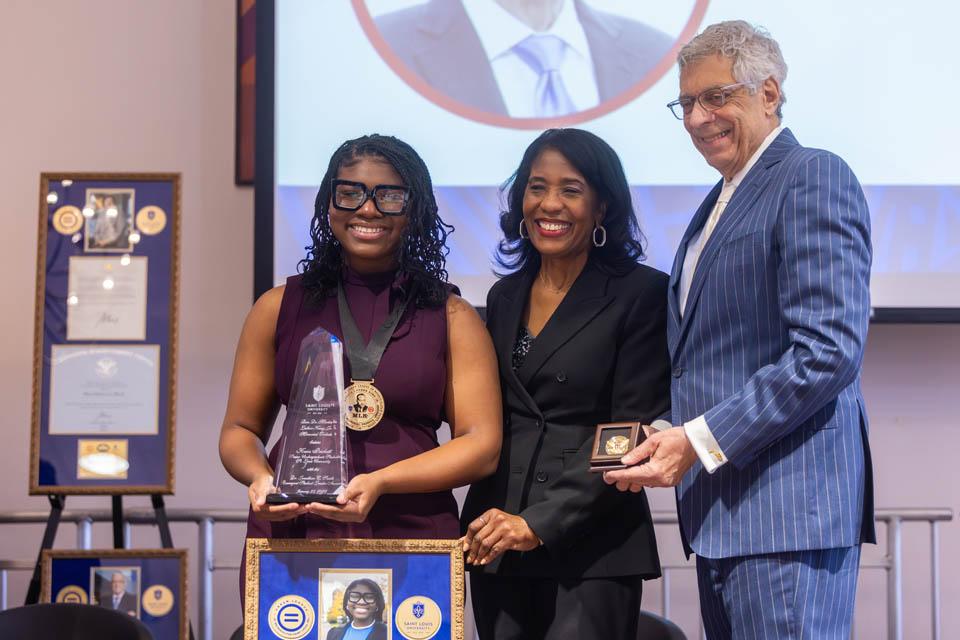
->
[303, 473, 385, 523]
[248, 473, 304, 521]
[461, 509, 541, 566]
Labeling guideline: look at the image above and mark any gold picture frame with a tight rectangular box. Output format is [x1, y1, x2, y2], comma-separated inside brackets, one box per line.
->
[41, 548, 189, 639]
[245, 538, 465, 640]
[31, 173, 181, 494]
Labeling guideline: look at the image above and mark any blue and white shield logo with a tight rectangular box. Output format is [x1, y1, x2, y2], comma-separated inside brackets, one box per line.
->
[412, 601, 425, 619]
[312, 385, 325, 402]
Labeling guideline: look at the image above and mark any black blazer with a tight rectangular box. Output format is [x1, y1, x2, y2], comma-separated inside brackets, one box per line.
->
[462, 261, 671, 579]
[102, 591, 138, 615]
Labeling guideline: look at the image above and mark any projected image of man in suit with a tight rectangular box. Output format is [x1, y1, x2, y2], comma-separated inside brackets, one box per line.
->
[374, 0, 673, 119]
[605, 20, 875, 639]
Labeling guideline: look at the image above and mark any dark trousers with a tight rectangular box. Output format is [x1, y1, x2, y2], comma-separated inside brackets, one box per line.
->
[470, 572, 643, 640]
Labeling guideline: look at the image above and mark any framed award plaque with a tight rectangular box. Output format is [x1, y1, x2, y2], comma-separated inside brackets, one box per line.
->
[41, 548, 188, 640]
[30, 173, 180, 494]
[245, 538, 464, 640]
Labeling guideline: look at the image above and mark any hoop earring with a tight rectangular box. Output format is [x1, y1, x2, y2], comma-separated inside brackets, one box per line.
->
[592, 224, 607, 248]
[519, 219, 529, 239]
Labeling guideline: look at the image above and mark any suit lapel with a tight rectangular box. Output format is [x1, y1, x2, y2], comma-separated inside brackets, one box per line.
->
[669, 180, 722, 330]
[517, 263, 613, 385]
[576, 0, 632, 101]
[676, 129, 798, 342]
[491, 270, 541, 417]
[575, 0, 672, 101]
[408, 0, 508, 115]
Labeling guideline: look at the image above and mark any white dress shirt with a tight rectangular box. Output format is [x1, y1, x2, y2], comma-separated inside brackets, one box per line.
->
[680, 125, 784, 473]
[461, 0, 600, 117]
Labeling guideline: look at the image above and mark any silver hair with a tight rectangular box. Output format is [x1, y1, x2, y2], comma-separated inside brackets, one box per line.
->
[677, 20, 787, 118]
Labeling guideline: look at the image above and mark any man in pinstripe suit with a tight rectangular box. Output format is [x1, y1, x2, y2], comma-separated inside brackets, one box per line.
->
[605, 21, 875, 638]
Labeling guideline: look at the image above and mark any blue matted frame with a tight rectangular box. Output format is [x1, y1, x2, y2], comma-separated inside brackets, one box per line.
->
[40, 548, 189, 640]
[30, 173, 181, 494]
[244, 538, 464, 640]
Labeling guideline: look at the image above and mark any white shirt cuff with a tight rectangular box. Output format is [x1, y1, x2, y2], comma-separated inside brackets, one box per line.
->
[683, 415, 728, 473]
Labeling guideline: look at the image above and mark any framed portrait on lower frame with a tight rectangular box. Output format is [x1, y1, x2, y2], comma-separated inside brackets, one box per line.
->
[245, 538, 464, 640]
[41, 548, 188, 640]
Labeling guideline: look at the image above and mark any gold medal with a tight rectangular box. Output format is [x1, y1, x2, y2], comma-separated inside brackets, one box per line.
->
[604, 434, 630, 456]
[52, 205, 83, 235]
[344, 379, 385, 431]
[141, 584, 175, 617]
[135, 205, 167, 235]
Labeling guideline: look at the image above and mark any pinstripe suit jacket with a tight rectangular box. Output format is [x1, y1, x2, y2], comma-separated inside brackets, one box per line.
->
[668, 128, 876, 559]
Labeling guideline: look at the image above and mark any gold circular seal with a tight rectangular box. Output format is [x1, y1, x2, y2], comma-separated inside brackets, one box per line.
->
[268, 595, 315, 640]
[141, 584, 175, 617]
[344, 381, 385, 431]
[135, 206, 167, 235]
[394, 596, 442, 640]
[52, 206, 84, 235]
[604, 435, 630, 456]
[55, 585, 88, 604]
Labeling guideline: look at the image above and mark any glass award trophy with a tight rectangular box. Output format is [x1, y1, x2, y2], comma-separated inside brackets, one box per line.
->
[266, 328, 348, 504]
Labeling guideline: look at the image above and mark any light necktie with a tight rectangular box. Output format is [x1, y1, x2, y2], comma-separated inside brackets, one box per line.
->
[512, 34, 576, 117]
[701, 197, 728, 247]
[693, 182, 736, 268]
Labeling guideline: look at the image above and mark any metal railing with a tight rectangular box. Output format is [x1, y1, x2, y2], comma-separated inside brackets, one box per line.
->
[0, 507, 951, 640]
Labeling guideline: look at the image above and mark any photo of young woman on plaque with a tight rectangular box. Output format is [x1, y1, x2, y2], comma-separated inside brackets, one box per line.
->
[219, 134, 502, 598]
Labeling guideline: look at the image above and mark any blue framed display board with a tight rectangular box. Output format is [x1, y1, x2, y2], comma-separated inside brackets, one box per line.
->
[30, 173, 180, 494]
[244, 538, 464, 640]
[41, 548, 189, 639]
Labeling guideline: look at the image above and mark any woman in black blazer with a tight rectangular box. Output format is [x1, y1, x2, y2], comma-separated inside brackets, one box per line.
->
[461, 129, 671, 640]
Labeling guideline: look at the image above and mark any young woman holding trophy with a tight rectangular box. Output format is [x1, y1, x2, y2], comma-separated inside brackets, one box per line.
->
[219, 135, 501, 559]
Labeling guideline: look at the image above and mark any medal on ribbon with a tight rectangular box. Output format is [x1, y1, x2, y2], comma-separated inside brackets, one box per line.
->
[337, 277, 412, 432]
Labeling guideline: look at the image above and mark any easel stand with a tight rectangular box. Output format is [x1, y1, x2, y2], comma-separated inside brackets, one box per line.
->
[25, 493, 178, 603]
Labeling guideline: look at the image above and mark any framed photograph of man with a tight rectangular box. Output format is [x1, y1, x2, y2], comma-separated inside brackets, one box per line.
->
[83, 188, 135, 252]
[41, 548, 188, 639]
[245, 538, 464, 640]
[91, 566, 141, 617]
[31, 173, 181, 495]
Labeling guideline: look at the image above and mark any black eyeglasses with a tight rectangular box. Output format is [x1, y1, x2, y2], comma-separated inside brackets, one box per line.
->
[666, 82, 756, 119]
[332, 179, 409, 215]
[345, 591, 378, 605]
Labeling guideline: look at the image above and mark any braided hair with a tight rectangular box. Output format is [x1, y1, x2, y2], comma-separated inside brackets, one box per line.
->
[299, 134, 453, 308]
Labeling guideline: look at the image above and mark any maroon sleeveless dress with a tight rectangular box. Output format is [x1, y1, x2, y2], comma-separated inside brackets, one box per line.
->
[243, 268, 459, 544]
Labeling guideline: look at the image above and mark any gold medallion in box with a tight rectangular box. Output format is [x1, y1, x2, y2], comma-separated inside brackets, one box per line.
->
[604, 434, 631, 456]
[589, 422, 644, 473]
[344, 380, 385, 431]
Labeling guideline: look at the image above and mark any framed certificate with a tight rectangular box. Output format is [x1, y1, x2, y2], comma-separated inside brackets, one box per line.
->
[245, 538, 464, 640]
[41, 548, 188, 640]
[31, 173, 180, 494]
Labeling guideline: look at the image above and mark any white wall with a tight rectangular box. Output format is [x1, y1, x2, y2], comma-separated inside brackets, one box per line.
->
[0, 1, 253, 637]
[0, 2, 955, 639]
